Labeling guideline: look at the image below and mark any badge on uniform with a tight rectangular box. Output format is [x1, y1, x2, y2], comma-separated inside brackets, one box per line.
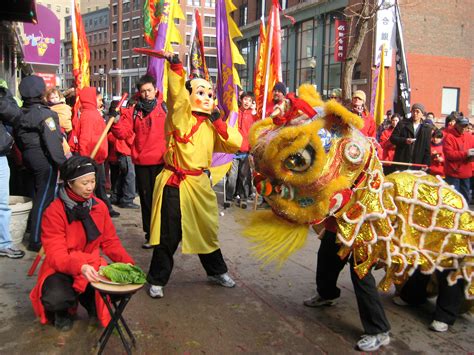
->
[45, 117, 57, 131]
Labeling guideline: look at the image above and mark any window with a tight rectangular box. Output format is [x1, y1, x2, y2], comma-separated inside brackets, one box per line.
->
[133, 0, 140, 11]
[205, 56, 217, 68]
[132, 37, 140, 48]
[113, 4, 118, 16]
[99, 33, 102, 41]
[142, 56, 148, 67]
[132, 57, 140, 67]
[122, 39, 130, 50]
[441, 88, 460, 115]
[94, 34, 97, 43]
[56, 5, 61, 12]
[104, 31, 107, 40]
[47, 4, 51, 9]
[122, 76, 130, 93]
[187, 0, 200, 5]
[204, 36, 216, 47]
[204, 16, 216, 27]
[187, 14, 193, 25]
[123, 2, 130, 12]
[113, 23, 117, 33]
[238, 5, 247, 26]
[205, 0, 215, 7]
[132, 18, 140, 30]
[123, 21, 129, 32]
[112, 41, 117, 51]
[98, 51, 102, 60]
[93, 65, 97, 74]
[174, 18, 180, 25]
[65, 18, 71, 29]
[65, 7, 70, 14]
[112, 59, 117, 69]
[122, 58, 130, 69]
[186, 34, 191, 46]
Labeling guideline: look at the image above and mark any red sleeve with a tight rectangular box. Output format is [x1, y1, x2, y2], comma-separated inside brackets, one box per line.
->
[212, 118, 229, 140]
[368, 116, 376, 138]
[170, 62, 184, 76]
[443, 134, 468, 161]
[111, 108, 135, 140]
[78, 113, 93, 157]
[41, 202, 97, 276]
[99, 212, 134, 264]
[379, 129, 394, 149]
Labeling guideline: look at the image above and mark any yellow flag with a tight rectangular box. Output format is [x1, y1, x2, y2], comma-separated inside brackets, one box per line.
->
[374, 43, 385, 127]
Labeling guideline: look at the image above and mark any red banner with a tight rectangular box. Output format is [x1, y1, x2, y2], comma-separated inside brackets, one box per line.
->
[36, 72, 57, 88]
[334, 19, 348, 62]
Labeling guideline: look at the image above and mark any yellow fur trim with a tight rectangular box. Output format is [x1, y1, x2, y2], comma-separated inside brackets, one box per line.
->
[324, 100, 364, 130]
[249, 117, 274, 148]
[297, 84, 324, 108]
[243, 210, 309, 267]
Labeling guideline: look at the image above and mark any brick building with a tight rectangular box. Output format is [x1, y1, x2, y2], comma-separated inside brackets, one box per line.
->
[109, 0, 218, 96]
[232, 0, 473, 118]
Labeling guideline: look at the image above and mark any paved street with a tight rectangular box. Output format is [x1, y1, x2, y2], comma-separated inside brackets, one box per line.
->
[0, 186, 472, 354]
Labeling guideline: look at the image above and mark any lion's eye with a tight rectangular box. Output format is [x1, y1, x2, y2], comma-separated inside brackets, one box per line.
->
[284, 146, 315, 172]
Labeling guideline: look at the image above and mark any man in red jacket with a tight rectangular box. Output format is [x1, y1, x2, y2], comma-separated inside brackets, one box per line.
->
[111, 75, 167, 248]
[352, 90, 376, 138]
[76, 87, 119, 218]
[443, 116, 474, 203]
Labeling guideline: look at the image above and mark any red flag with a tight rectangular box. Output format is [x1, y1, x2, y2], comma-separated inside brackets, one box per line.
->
[188, 9, 209, 80]
[253, 17, 266, 119]
[71, 0, 90, 89]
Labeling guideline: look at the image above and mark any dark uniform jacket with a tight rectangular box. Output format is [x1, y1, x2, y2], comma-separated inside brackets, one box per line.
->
[16, 103, 66, 167]
[389, 118, 431, 171]
[0, 88, 22, 155]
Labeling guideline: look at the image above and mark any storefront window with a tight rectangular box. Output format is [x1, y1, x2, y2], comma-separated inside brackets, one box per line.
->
[322, 15, 343, 97]
[296, 19, 318, 87]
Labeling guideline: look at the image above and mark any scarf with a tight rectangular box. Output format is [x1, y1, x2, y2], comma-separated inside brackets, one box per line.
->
[58, 186, 100, 241]
[135, 98, 157, 116]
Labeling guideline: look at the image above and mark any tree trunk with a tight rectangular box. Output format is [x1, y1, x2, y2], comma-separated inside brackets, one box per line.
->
[341, 2, 371, 102]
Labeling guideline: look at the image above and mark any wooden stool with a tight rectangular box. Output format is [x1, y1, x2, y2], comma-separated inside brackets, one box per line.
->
[91, 282, 144, 355]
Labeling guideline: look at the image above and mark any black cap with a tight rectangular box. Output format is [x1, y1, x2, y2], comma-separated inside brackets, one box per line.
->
[273, 82, 287, 95]
[19, 75, 46, 99]
[456, 116, 469, 126]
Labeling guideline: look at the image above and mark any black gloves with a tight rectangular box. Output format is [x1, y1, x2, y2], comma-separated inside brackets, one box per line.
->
[169, 54, 181, 64]
[210, 109, 222, 123]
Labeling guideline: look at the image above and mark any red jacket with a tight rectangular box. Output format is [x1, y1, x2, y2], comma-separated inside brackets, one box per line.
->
[379, 126, 396, 162]
[429, 143, 445, 177]
[443, 127, 474, 179]
[111, 99, 167, 166]
[77, 87, 108, 164]
[30, 197, 134, 328]
[359, 111, 376, 138]
[238, 108, 257, 152]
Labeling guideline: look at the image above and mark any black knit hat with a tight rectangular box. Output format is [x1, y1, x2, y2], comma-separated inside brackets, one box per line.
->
[60, 156, 98, 182]
[273, 82, 287, 95]
[19, 75, 46, 99]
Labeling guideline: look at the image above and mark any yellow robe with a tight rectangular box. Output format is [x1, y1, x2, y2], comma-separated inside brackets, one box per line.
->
[149, 67, 242, 254]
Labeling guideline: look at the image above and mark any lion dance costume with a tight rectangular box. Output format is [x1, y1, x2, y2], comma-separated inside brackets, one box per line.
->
[245, 84, 474, 300]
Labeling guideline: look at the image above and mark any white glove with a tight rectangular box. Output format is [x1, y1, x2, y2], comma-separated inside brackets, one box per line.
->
[467, 148, 474, 157]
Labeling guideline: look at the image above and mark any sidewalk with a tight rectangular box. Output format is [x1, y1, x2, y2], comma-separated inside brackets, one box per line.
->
[0, 195, 472, 354]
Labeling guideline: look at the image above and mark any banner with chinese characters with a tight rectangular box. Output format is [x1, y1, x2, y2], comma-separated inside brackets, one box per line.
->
[374, 0, 395, 67]
[393, 4, 411, 118]
[21, 4, 60, 66]
[334, 19, 347, 62]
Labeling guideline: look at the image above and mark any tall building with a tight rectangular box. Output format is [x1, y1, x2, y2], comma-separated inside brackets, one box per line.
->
[63, 7, 110, 94]
[233, 0, 473, 117]
[109, 0, 218, 96]
[80, 0, 110, 13]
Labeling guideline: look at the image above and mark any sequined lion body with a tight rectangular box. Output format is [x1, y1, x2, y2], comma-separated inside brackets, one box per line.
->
[245, 84, 474, 299]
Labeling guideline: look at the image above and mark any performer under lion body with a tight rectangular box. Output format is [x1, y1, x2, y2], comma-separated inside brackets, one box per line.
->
[245, 84, 474, 299]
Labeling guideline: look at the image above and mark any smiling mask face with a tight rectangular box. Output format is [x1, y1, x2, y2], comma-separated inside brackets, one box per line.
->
[190, 78, 214, 114]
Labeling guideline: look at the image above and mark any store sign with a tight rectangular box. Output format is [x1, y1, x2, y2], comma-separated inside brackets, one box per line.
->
[21, 4, 60, 66]
[334, 19, 348, 62]
[374, 0, 396, 67]
[36, 73, 57, 88]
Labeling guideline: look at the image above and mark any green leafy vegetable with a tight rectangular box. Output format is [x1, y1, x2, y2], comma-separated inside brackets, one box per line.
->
[99, 263, 147, 284]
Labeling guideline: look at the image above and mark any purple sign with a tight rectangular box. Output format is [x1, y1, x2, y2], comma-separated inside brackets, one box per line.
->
[22, 4, 60, 66]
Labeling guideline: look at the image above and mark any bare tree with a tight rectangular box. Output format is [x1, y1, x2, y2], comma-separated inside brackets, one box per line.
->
[341, 0, 392, 102]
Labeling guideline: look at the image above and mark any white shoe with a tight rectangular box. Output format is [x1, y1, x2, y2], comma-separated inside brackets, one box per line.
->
[392, 296, 409, 306]
[149, 285, 164, 298]
[303, 295, 337, 307]
[429, 320, 448, 332]
[207, 273, 236, 288]
[357, 332, 390, 352]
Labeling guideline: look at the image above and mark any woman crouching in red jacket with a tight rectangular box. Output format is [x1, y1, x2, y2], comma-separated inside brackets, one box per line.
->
[30, 156, 134, 331]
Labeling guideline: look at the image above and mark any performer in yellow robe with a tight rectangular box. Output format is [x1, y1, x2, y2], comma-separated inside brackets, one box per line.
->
[147, 52, 242, 298]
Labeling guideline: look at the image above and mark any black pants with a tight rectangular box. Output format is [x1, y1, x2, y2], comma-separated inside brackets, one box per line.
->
[135, 164, 164, 239]
[23, 152, 58, 246]
[399, 269, 465, 325]
[41, 273, 96, 316]
[316, 231, 390, 335]
[95, 163, 114, 213]
[147, 186, 228, 286]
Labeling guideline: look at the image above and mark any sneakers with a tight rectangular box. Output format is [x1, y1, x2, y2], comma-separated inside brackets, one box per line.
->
[357, 332, 390, 352]
[119, 202, 140, 209]
[429, 320, 448, 332]
[207, 273, 236, 288]
[142, 241, 153, 249]
[392, 296, 410, 306]
[0, 247, 25, 259]
[109, 210, 120, 218]
[54, 311, 73, 332]
[303, 295, 337, 307]
[149, 285, 164, 298]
